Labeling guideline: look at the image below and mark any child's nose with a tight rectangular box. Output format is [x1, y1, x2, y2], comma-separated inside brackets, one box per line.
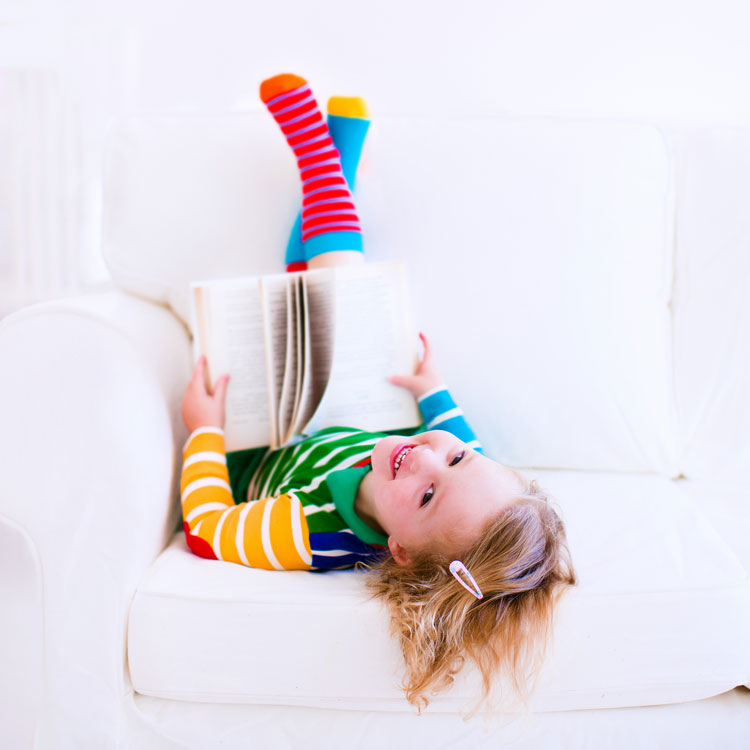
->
[411, 446, 438, 474]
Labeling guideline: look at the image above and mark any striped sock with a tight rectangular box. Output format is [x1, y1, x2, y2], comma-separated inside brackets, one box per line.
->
[284, 96, 371, 272]
[260, 74, 363, 260]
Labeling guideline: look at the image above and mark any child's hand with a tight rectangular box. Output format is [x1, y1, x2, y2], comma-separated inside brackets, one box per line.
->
[181, 356, 230, 433]
[387, 332, 444, 399]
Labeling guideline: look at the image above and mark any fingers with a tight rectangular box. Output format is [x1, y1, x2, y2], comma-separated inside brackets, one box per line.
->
[213, 373, 230, 400]
[192, 355, 205, 381]
[387, 374, 411, 388]
[418, 331, 432, 362]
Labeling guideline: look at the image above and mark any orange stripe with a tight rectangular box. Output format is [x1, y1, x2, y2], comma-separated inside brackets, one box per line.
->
[182, 485, 233, 520]
[195, 509, 222, 544]
[184, 432, 225, 456]
[268, 496, 309, 570]
[218, 505, 242, 563]
[180, 460, 229, 492]
[242, 499, 273, 569]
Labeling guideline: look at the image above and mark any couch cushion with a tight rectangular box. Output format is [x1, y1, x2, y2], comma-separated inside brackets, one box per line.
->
[127, 470, 750, 713]
[672, 127, 750, 484]
[104, 115, 677, 474]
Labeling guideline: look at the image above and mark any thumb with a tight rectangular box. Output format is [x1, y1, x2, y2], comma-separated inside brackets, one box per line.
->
[387, 374, 412, 388]
[214, 373, 230, 399]
[192, 355, 206, 380]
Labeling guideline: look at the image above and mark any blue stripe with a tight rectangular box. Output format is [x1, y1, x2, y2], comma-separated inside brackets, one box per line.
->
[429, 415, 478, 444]
[303, 173, 345, 187]
[285, 119, 323, 140]
[303, 209, 358, 221]
[284, 115, 324, 138]
[273, 92, 313, 116]
[303, 197, 353, 213]
[417, 388, 484, 454]
[292, 133, 330, 152]
[266, 84, 309, 108]
[296, 144, 336, 161]
[311, 552, 375, 570]
[300, 158, 341, 174]
[309, 531, 377, 554]
[279, 103, 319, 127]
[303, 183, 347, 199]
[303, 221, 360, 234]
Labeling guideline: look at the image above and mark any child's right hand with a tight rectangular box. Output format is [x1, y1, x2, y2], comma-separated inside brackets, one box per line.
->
[181, 356, 231, 433]
[387, 332, 445, 399]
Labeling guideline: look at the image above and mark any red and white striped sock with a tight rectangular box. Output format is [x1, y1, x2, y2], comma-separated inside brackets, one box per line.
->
[260, 74, 363, 253]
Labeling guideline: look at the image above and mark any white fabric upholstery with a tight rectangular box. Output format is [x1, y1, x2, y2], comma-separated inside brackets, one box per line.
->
[125, 689, 750, 750]
[2, 113, 749, 748]
[672, 127, 750, 484]
[128, 470, 749, 712]
[104, 114, 678, 474]
[0, 291, 191, 748]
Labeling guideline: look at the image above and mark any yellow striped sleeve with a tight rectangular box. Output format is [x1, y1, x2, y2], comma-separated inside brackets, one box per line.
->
[180, 427, 312, 571]
[181, 427, 233, 526]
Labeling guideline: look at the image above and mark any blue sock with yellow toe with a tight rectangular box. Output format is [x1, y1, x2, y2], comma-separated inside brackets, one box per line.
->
[284, 95, 371, 271]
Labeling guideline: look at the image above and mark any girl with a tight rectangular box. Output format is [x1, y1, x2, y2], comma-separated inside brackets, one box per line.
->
[180, 73, 577, 717]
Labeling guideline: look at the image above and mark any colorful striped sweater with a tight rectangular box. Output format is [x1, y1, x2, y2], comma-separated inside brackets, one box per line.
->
[180, 386, 483, 571]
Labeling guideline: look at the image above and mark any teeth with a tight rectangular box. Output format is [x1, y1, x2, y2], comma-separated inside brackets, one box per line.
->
[394, 447, 412, 474]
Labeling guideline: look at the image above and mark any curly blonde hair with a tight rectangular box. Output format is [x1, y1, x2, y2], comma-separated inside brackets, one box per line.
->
[357, 472, 577, 718]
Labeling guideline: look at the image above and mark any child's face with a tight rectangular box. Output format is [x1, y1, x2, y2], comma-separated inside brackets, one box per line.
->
[369, 430, 522, 565]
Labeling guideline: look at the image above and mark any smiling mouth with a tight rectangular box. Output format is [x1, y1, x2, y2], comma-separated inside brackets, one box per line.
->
[390, 444, 417, 478]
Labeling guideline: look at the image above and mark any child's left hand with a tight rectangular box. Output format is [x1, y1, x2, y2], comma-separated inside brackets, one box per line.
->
[181, 356, 230, 433]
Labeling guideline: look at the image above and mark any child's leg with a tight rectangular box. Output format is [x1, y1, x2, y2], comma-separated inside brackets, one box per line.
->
[260, 74, 364, 268]
[284, 96, 371, 272]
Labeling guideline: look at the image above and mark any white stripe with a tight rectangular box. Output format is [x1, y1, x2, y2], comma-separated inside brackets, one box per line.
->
[290, 430, 355, 467]
[212, 506, 234, 561]
[186, 501, 231, 524]
[309, 548, 358, 558]
[303, 501, 337, 516]
[466, 440, 482, 450]
[192, 520, 203, 535]
[294, 448, 374, 494]
[235, 502, 256, 565]
[247, 448, 272, 498]
[269, 431, 360, 493]
[183, 425, 224, 453]
[288, 493, 313, 566]
[183, 451, 227, 468]
[312, 437, 379, 468]
[181, 476, 232, 503]
[426, 407, 464, 430]
[261, 498, 283, 570]
[417, 384, 449, 403]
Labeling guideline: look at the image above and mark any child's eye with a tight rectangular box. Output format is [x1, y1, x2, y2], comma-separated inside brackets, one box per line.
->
[421, 485, 434, 507]
[450, 451, 466, 466]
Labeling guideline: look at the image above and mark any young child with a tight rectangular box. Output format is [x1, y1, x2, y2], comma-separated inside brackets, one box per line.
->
[180, 73, 577, 717]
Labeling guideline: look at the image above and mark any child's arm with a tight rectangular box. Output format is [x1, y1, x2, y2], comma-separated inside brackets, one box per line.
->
[179, 358, 312, 570]
[388, 332, 484, 454]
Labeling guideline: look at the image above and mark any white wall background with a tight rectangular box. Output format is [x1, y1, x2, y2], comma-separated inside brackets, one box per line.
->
[2, 0, 750, 314]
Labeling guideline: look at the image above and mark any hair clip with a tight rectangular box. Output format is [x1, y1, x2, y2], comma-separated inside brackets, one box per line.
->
[449, 560, 483, 599]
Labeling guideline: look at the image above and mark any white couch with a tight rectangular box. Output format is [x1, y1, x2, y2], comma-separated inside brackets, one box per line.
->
[2, 113, 749, 749]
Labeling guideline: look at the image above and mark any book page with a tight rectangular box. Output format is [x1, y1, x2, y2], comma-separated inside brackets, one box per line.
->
[282, 276, 306, 445]
[310, 261, 422, 433]
[278, 276, 299, 446]
[190, 278, 270, 452]
[259, 274, 290, 450]
[294, 269, 336, 435]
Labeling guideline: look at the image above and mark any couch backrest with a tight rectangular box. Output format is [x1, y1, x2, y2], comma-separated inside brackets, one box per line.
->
[672, 127, 750, 485]
[103, 113, 680, 476]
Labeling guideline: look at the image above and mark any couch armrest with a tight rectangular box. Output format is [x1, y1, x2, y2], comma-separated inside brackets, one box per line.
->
[0, 287, 191, 747]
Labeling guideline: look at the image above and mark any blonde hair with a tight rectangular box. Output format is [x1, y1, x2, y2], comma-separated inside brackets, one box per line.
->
[357, 472, 577, 719]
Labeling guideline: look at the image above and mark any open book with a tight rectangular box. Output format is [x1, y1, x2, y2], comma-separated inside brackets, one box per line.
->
[190, 261, 422, 452]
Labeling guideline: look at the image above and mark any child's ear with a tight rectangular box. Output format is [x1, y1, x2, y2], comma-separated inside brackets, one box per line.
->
[387, 536, 413, 567]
